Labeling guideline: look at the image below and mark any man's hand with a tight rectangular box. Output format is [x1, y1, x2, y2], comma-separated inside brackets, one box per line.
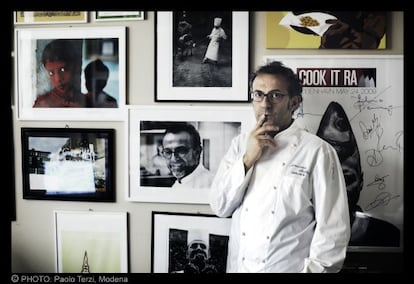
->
[243, 114, 278, 171]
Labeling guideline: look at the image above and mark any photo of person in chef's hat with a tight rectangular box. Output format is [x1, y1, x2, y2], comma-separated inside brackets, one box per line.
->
[202, 17, 227, 65]
[170, 228, 228, 273]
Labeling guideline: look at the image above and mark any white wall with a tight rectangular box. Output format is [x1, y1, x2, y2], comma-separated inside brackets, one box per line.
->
[11, 11, 404, 273]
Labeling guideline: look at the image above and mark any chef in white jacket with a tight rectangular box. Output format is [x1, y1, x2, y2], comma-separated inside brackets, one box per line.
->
[209, 61, 350, 273]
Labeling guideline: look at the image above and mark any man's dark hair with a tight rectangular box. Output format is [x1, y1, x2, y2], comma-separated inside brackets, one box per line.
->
[250, 61, 303, 102]
[164, 123, 202, 150]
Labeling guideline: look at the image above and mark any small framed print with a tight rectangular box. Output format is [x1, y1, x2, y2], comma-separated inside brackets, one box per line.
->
[128, 105, 255, 204]
[55, 210, 128, 273]
[14, 11, 88, 25]
[155, 11, 250, 102]
[21, 128, 115, 202]
[14, 26, 126, 121]
[94, 11, 145, 21]
[152, 211, 231, 273]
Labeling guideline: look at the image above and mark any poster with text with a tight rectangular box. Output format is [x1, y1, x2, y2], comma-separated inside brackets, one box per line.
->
[265, 55, 403, 250]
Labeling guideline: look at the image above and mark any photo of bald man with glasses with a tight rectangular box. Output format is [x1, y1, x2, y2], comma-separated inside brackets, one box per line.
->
[161, 123, 214, 189]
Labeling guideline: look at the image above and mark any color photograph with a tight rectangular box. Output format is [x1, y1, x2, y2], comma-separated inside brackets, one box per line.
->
[266, 11, 387, 49]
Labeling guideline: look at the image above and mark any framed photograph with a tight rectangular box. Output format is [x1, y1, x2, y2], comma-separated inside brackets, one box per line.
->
[14, 26, 126, 121]
[54, 210, 128, 273]
[21, 128, 115, 202]
[94, 11, 145, 21]
[152, 211, 231, 273]
[128, 105, 255, 204]
[266, 11, 387, 49]
[14, 11, 88, 25]
[155, 11, 250, 102]
[264, 55, 403, 250]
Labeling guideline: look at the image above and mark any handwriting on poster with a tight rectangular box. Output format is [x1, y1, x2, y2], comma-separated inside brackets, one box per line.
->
[297, 82, 403, 212]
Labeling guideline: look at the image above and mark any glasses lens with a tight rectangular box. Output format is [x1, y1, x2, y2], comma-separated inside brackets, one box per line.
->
[251, 90, 286, 103]
[175, 146, 189, 156]
[162, 146, 189, 158]
[162, 149, 172, 158]
[268, 91, 285, 103]
[252, 91, 263, 101]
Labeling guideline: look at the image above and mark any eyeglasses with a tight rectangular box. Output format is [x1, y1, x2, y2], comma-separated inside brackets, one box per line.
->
[161, 146, 190, 159]
[251, 90, 288, 104]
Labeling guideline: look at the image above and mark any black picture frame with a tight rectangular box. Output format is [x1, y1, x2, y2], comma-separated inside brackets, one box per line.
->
[155, 11, 250, 102]
[21, 128, 115, 202]
[151, 211, 232, 273]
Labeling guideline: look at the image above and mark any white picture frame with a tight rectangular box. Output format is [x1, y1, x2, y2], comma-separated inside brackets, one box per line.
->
[128, 105, 255, 204]
[14, 26, 127, 121]
[54, 210, 128, 273]
[155, 11, 250, 102]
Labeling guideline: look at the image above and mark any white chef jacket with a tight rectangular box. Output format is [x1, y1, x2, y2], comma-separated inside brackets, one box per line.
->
[209, 121, 350, 273]
[172, 164, 214, 189]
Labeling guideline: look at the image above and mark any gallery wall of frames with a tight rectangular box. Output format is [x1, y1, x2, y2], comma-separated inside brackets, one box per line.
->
[10, 11, 404, 273]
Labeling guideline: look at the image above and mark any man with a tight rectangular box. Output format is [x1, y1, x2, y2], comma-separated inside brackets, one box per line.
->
[209, 61, 350, 272]
[33, 39, 87, 107]
[171, 229, 218, 273]
[161, 123, 213, 189]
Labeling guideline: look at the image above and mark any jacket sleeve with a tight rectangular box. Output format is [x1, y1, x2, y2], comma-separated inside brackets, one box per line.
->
[303, 143, 351, 273]
[209, 135, 252, 217]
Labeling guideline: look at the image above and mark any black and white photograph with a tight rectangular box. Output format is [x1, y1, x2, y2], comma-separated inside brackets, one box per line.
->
[128, 106, 255, 204]
[172, 11, 232, 87]
[152, 212, 231, 273]
[155, 11, 250, 102]
[21, 128, 115, 202]
[15, 27, 126, 121]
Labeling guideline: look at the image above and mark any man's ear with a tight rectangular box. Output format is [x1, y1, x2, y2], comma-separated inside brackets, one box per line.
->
[290, 96, 301, 113]
[196, 145, 203, 156]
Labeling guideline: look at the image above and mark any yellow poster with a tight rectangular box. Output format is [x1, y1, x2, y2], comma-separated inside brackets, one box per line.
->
[266, 11, 386, 49]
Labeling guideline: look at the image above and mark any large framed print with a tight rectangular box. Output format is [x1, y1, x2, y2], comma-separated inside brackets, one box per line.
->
[15, 27, 126, 121]
[14, 11, 88, 25]
[94, 11, 145, 21]
[264, 55, 403, 250]
[128, 105, 255, 204]
[155, 11, 250, 102]
[152, 211, 231, 273]
[21, 128, 115, 202]
[54, 210, 128, 273]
